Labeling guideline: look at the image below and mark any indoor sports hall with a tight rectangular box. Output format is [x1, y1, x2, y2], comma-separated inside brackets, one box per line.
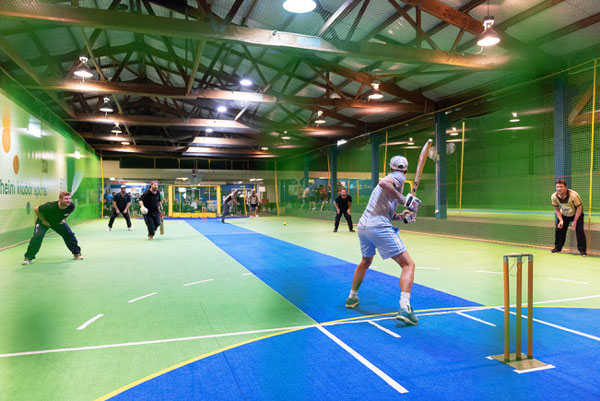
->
[0, 1, 599, 400]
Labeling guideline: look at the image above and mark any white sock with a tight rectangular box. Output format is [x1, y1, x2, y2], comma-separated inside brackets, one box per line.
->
[400, 292, 411, 311]
[349, 289, 358, 298]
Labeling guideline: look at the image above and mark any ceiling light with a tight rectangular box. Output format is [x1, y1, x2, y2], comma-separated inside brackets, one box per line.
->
[111, 122, 122, 134]
[282, 0, 316, 13]
[281, 136, 291, 140]
[121, 141, 130, 145]
[99, 97, 113, 114]
[368, 82, 384, 100]
[477, 16, 501, 47]
[337, 139, 347, 146]
[206, 128, 214, 133]
[73, 56, 93, 80]
[240, 78, 252, 86]
[261, 146, 269, 151]
[449, 132, 459, 136]
[314, 110, 326, 125]
[74, 151, 81, 159]
[510, 112, 520, 122]
[217, 106, 227, 113]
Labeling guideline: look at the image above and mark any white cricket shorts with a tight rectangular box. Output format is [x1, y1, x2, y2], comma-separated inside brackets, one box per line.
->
[358, 225, 406, 259]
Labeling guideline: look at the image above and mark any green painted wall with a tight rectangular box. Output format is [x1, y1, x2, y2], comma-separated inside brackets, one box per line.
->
[0, 90, 101, 248]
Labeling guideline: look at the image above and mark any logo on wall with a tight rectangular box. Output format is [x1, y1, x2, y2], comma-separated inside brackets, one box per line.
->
[2, 110, 19, 174]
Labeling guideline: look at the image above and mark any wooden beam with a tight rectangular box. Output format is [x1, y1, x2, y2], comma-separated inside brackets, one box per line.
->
[0, 2, 511, 69]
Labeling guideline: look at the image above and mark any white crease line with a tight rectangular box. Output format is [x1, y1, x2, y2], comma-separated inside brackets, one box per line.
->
[416, 267, 440, 270]
[0, 324, 316, 358]
[316, 325, 408, 394]
[128, 292, 158, 303]
[548, 277, 588, 285]
[242, 273, 253, 276]
[76, 314, 104, 331]
[533, 294, 600, 305]
[456, 312, 496, 327]
[368, 321, 401, 338]
[515, 364, 556, 374]
[476, 270, 503, 274]
[495, 308, 600, 342]
[184, 279, 214, 287]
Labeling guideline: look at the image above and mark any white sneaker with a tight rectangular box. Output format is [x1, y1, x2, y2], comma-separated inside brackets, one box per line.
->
[128, 227, 133, 231]
[22, 259, 31, 265]
[106, 227, 111, 232]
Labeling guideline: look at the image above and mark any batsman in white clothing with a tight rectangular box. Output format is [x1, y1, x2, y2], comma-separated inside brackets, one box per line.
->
[345, 155, 421, 325]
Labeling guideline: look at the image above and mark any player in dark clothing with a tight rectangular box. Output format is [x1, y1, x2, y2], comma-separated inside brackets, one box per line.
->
[139, 181, 162, 240]
[107, 184, 132, 231]
[221, 188, 239, 223]
[334, 188, 354, 232]
[22, 191, 83, 264]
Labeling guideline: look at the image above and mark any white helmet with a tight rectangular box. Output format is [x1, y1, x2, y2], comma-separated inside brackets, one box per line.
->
[389, 155, 408, 172]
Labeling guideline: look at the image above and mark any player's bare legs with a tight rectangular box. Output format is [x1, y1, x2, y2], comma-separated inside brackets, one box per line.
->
[391, 251, 415, 293]
[392, 251, 418, 325]
[346, 256, 373, 308]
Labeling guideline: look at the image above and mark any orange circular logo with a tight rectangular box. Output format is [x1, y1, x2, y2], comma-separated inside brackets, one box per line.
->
[2, 127, 9, 153]
[13, 155, 19, 174]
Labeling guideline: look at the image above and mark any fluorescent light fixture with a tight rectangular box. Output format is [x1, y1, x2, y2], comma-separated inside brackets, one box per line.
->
[121, 141, 130, 145]
[176, 177, 188, 181]
[109, 177, 116, 180]
[74, 150, 81, 159]
[368, 83, 384, 100]
[99, 97, 113, 113]
[240, 78, 252, 86]
[407, 141, 415, 145]
[477, 16, 501, 47]
[314, 110, 326, 125]
[281, 136, 291, 140]
[217, 106, 227, 113]
[206, 128, 213, 133]
[337, 139, 347, 146]
[261, 146, 269, 151]
[283, 0, 316, 13]
[509, 118, 520, 123]
[73, 56, 93, 79]
[449, 132, 459, 136]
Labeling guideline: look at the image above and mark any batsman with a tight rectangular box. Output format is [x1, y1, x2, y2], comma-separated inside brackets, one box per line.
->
[139, 181, 163, 240]
[345, 140, 432, 326]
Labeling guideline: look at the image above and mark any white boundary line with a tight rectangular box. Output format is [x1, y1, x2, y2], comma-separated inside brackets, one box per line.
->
[416, 267, 440, 270]
[476, 270, 503, 274]
[184, 279, 214, 287]
[548, 278, 588, 285]
[242, 273, 253, 276]
[532, 294, 600, 305]
[456, 312, 496, 327]
[368, 321, 401, 338]
[76, 314, 104, 331]
[0, 324, 316, 358]
[128, 292, 158, 303]
[496, 308, 600, 342]
[316, 325, 408, 394]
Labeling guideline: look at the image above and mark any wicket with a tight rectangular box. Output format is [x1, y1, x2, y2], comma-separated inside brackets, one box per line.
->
[201, 206, 208, 222]
[491, 253, 550, 371]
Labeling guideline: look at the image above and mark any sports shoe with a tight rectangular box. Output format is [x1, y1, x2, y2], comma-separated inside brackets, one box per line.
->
[396, 306, 418, 325]
[22, 259, 31, 265]
[106, 227, 112, 232]
[581, 252, 588, 257]
[345, 295, 359, 309]
[333, 229, 337, 232]
[128, 227, 133, 231]
[551, 248, 561, 253]
[148, 236, 154, 240]
[73, 253, 84, 260]
[349, 229, 355, 232]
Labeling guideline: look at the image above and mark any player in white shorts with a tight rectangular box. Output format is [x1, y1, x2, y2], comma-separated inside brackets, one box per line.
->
[345, 155, 421, 325]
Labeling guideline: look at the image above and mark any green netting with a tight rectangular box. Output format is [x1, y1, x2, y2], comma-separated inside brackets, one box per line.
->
[282, 60, 600, 255]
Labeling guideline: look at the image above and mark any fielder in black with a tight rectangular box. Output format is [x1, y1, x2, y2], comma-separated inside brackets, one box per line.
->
[221, 188, 239, 223]
[334, 188, 354, 232]
[22, 191, 83, 264]
[139, 181, 162, 240]
[107, 184, 132, 231]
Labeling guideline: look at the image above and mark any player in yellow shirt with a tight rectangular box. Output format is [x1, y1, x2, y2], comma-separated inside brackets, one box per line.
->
[551, 179, 587, 256]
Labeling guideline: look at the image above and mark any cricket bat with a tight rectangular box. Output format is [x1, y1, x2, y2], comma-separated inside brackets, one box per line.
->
[159, 209, 165, 235]
[412, 139, 433, 196]
[402, 139, 433, 224]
